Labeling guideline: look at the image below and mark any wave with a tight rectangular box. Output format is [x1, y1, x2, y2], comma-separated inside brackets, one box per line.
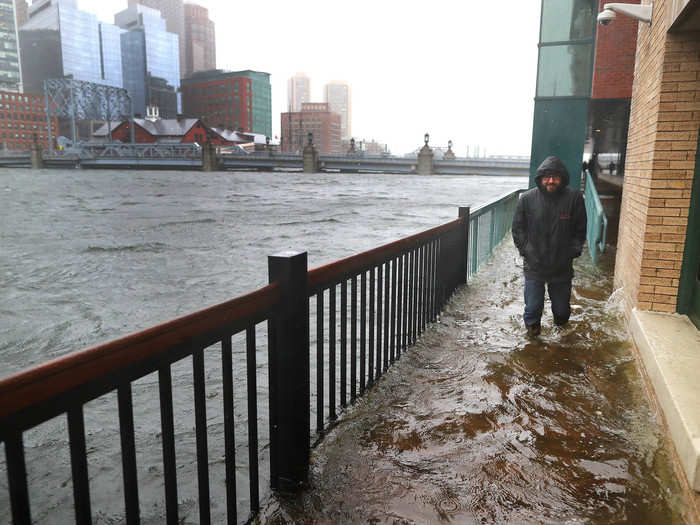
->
[276, 218, 341, 226]
[159, 218, 216, 227]
[84, 242, 168, 254]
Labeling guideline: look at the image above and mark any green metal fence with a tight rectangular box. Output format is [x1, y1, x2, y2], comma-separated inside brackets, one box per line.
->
[468, 189, 523, 279]
[584, 170, 608, 266]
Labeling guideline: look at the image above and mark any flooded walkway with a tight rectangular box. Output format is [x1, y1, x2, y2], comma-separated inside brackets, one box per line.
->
[259, 240, 696, 524]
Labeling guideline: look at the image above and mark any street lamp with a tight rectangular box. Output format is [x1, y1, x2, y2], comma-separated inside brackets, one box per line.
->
[307, 132, 313, 145]
[424, 132, 430, 145]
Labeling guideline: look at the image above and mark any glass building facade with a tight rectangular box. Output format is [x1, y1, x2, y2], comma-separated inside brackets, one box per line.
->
[0, 0, 22, 91]
[20, 0, 124, 92]
[99, 23, 125, 88]
[243, 71, 271, 139]
[120, 29, 147, 116]
[116, 4, 180, 117]
[530, 0, 597, 189]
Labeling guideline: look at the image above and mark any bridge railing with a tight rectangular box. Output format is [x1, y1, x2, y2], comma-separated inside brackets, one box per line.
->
[75, 143, 203, 159]
[0, 190, 523, 525]
[584, 170, 608, 265]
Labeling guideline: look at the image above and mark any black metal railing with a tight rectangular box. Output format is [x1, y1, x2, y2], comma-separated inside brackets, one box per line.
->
[1, 195, 529, 524]
[306, 208, 469, 440]
[0, 287, 279, 525]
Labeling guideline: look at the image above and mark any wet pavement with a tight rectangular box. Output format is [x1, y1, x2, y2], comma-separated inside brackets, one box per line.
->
[258, 240, 697, 524]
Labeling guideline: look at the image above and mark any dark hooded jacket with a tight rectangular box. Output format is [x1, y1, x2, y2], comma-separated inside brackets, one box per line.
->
[512, 156, 587, 282]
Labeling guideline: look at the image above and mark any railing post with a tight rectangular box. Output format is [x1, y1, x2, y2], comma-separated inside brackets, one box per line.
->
[459, 207, 470, 285]
[267, 251, 310, 491]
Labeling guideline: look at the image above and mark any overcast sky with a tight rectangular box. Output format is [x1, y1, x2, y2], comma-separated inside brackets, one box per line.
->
[72, 0, 541, 156]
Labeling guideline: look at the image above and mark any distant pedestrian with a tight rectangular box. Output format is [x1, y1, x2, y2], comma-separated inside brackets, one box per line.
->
[512, 156, 587, 336]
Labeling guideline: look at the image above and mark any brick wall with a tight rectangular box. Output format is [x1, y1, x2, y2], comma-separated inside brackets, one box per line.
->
[592, 0, 640, 99]
[613, 0, 700, 314]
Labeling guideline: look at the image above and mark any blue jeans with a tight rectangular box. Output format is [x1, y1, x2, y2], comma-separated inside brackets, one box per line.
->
[523, 279, 572, 327]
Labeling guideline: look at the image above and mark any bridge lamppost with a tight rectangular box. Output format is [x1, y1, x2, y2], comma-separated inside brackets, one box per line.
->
[445, 139, 456, 160]
[418, 132, 434, 175]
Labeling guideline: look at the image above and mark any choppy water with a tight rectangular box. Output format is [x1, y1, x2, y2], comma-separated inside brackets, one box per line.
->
[0, 169, 527, 524]
[260, 243, 694, 524]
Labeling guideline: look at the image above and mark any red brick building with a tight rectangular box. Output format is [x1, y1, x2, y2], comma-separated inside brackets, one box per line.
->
[94, 117, 217, 144]
[0, 90, 58, 151]
[281, 103, 342, 154]
[592, 0, 639, 100]
[587, 0, 641, 176]
[92, 116, 267, 147]
[181, 73, 252, 132]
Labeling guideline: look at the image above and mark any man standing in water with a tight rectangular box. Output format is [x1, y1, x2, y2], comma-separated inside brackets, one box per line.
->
[512, 156, 587, 336]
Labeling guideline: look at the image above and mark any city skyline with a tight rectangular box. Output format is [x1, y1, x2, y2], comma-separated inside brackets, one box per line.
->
[46, 0, 539, 156]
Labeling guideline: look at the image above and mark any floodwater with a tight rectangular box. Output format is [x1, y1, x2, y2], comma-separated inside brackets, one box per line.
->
[0, 169, 528, 524]
[259, 242, 695, 524]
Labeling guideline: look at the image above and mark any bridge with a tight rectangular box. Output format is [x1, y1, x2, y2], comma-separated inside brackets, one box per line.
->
[0, 144, 530, 176]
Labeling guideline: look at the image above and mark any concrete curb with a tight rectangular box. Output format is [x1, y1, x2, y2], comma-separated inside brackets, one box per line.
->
[629, 309, 700, 492]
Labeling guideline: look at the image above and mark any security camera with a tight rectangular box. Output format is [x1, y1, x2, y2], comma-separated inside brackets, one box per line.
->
[597, 3, 653, 25]
[597, 9, 616, 25]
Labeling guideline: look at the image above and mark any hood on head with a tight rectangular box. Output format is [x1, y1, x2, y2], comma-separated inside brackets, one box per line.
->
[535, 156, 570, 191]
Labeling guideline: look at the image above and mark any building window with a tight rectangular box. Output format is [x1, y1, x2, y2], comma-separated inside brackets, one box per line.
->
[540, 0, 595, 42]
[537, 44, 593, 97]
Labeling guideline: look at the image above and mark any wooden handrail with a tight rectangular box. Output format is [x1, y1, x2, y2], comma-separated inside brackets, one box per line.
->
[0, 283, 280, 421]
[307, 217, 465, 294]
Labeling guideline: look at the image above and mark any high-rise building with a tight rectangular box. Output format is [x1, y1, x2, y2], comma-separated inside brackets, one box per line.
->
[281, 102, 341, 154]
[287, 73, 310, 112]
[181, 69, 271, 138]
[183, 3, 215, 78]
[128, 0, 185, 78]
[0, 0, 23, 92]
[14, 0, 28, 27]
[324, 81, 351, 140]
[20, 0, 124, 93]
[116, 3, 181, 117]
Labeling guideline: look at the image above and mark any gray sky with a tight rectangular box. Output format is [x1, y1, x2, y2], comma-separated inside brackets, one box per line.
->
[75, 0, 541, 156]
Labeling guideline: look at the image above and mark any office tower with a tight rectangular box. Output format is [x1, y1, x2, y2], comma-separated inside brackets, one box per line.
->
[183, 3, 215, 78]
[181, 69, 271, 138]
[0, 0, 23, 91]
[116, 3, 181, 117]
[281, 103, 341, 155]
[20, 0, 124, 93]
[287, 73, 310, 112]
[324, 81, 351, 140]
[128, 0, 185, 77]
[14, 0, 28, 27]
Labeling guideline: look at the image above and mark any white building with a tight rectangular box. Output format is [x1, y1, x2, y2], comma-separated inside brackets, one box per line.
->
[287, 73, 310, 112]
[324, 81, 351, 140]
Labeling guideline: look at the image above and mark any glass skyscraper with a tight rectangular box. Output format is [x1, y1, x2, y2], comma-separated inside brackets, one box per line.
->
[128, 0, 185, 76]
[116, 4, 180, 117]
[20, 0, 124, 93]
[243, 71, 272, 139]
[0, 0, 22, 91]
